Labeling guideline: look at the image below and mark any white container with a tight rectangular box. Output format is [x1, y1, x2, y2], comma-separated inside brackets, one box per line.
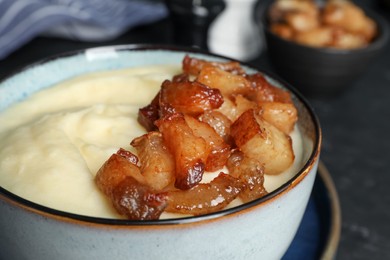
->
[208, 0, 263, 60]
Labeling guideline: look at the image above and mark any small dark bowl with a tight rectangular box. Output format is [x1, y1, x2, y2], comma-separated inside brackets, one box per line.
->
[261, 3, 389, 97]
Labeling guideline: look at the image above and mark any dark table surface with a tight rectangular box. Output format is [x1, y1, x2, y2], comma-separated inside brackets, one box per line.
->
[0, 0, 389, 259]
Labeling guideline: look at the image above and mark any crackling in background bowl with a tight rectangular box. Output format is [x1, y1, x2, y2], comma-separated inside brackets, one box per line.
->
[0, 45, 321, 260]
[260, 1, 390, 97]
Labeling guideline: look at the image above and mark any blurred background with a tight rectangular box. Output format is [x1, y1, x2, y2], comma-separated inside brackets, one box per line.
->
[0, 0, 390, 259]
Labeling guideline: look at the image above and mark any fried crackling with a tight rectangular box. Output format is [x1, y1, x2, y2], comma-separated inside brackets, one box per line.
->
[116, 147, 139, 165]
[196, 66, 252, 98]
[322, 0, 377, 42]
[227, 150, 268, 203]
[268, 0, 319, 24]
[165, 173, 245, 215]
[95, 150, 144, 196]
[155, 113, 208, 190]
[270, 24, 295, 40]
[269, 0, 377, 49]
[294, 27, 334, 48]
[95, 150, 167, 220]
[244, 73, 298, 133]
[184, 115, 231, 172]
[182, 55, 245, 76]
[245, 73, 293, 104]
[215, 94, 257, 123]
[160, 79, 224, 116]
[215, 98, 239, 122]
[258, 102, 298, 134]
[131, 132, 175, 191]
[172, 73, 190, 83]
[111, 177, 168, 220]
[198, 110, 232, 144]
[333, 31, 368, 49]
[284, 11, 319, 32]
[230, 109, 295, 175]
[232, 95, 257, 119]
[138, 91, 160, 131]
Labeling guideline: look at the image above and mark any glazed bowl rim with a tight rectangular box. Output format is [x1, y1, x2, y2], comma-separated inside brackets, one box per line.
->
[0, 44, 322, 227]
[259, 1, 390, 55]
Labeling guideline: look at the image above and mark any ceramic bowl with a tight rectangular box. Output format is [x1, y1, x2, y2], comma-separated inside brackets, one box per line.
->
[0, 45, 321, 260]
[260, 2, 390, 96]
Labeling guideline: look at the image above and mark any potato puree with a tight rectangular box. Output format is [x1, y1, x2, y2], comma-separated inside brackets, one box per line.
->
[0, 65, 303, 219]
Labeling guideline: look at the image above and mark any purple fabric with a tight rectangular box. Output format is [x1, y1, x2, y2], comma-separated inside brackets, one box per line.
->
[0, 0, 168, 59]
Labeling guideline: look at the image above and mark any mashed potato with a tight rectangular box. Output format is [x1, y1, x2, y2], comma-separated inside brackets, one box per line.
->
[0, 65, 303, 218]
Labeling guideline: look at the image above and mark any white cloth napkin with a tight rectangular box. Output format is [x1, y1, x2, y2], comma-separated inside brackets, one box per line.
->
[0, 0, 168, 59]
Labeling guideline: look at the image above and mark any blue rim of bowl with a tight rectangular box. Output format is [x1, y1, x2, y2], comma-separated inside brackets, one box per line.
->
[0, 44, 322, 226]
[259, 0, 390, 55]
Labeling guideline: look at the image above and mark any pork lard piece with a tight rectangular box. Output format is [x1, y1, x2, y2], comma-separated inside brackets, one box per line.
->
[197, 67, 252, 98]
[258, 102, 298, 134]
[156, 113, 209, 190]
[95, 150, 144, 196]
[227, 150, 268, 203]
[95, 150, 167, 220]
[198, 110, 232, 144]
[138, 92, 160, 131]
[165, 173, 245, 215]
[160, 79, 223, 116]
[230, 109, 294, 175]
[184, 115, 231, 172]
[245, 73, 293, 104]
[111, 177, 168, 220]
[131, 132, 175, 191]
[182, 55, 245, 76]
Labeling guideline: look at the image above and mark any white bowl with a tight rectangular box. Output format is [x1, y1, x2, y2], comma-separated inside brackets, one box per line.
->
[0, 45, 321, 260]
